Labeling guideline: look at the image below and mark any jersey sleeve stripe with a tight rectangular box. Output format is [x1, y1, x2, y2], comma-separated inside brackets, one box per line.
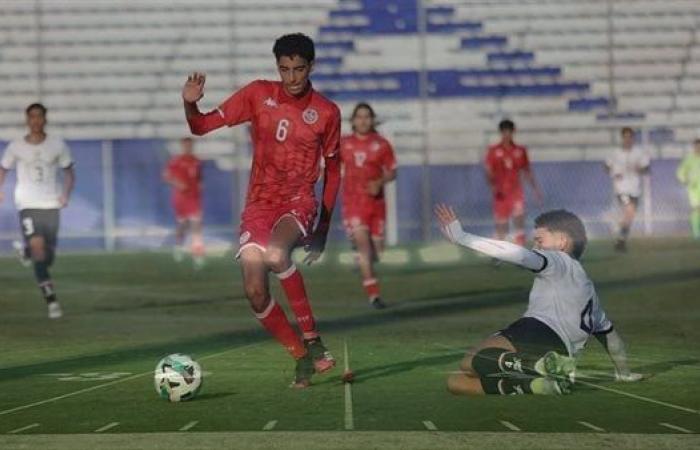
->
[530, 250, 549, 273]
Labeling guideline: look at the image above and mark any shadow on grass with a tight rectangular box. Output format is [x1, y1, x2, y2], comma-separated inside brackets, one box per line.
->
[2, 266, 699, 388]
[0, 287, 524, 383]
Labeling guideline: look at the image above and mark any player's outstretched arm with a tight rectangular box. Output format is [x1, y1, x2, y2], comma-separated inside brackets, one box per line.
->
[594, 329, 644, 382]
[434, 203, 546, 271]
[182, 72, 227, 136]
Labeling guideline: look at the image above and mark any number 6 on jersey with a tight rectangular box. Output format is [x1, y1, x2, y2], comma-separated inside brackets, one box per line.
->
[276, 119, 290, 142]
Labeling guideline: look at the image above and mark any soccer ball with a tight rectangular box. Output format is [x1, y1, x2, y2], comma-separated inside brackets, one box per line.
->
[154, 353, 202, 402]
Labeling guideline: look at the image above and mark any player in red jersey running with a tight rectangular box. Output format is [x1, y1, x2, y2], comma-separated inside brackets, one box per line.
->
[340, 103, 396, 309]
[484, 119, 542, 246]
[182, 33, 340, 388]
[163, 137, 205, 268]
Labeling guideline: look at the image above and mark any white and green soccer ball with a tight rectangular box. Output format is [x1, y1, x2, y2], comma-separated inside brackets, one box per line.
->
[154, 353, 202, 402]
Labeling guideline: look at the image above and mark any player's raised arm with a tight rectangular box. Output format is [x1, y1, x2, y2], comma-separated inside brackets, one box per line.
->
[182, 72, 226, 136]
[434, 203, 546, 271]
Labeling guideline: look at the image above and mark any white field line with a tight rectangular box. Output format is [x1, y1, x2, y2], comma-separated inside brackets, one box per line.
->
[7, 423, 39, 434]
[576, 379, 700, 415]
[0, 343, 261, 417]
[659, 422, 694, 434]
[500, 420, 521, 431]
[423, 420, 438, 431]
[262, 420, 277, 431]
[179, 421, 198, 431]
[94, 422, 119, 433]
[577, 421, 606, 432]
[344, 339, 354, 431]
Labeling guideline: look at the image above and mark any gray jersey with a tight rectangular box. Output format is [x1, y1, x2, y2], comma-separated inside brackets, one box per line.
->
[606, 146, 650, 197]
[524, 250, 612, 356]
[1, 136, 73, 210]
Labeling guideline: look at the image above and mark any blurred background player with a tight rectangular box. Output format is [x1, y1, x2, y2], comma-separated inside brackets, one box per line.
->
[435, 204, 641, 396]
[676, 138, 700, 239]
[0, 103, 75, 319]
[484, 119, 542, 246]
[163, 137, 205, 268]
[340, 103, 397, 309]
[605, 127, 650, 252]
[182, 33, 341, 388]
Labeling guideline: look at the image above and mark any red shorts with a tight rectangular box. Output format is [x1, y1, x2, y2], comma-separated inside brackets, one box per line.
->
[343, 200, 386, 240]
[236, 198, 317, 258]
[173, 196, 202, 221]
[492, 192, 524, 222]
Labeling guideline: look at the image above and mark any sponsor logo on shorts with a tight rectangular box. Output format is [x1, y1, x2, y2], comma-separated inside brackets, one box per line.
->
[302, 108, 319, 125]
[240, 231, 251, 245]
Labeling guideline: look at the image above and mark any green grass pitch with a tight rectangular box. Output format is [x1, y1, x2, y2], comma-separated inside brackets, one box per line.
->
[1, 239, 699, 449]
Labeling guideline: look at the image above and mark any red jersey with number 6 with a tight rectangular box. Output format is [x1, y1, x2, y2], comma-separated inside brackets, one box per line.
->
[216, 80, 341, 209]
[340, 132, 396, 206]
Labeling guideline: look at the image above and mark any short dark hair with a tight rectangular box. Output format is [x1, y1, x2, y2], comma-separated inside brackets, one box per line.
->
[534, 209, 587, 260]
[621, 126, 634, 136]
[351, 102, 377, 132]
[273, 33, 315, 63]
[499, 119, 515, 132]
[26, 103, 47, 116]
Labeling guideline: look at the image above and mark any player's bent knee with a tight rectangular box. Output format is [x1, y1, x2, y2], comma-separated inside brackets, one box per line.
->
[447, 373, 482, 396]
[263, 248, 290, 273]
[243, 281, 269, 310]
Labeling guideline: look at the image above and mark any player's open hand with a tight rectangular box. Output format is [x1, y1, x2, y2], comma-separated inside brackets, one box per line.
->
[183, 72, 206, 103]
[434, 203, 458, 228]
[303, 230, 327, 265]
[615, 371, 645, 382]
[434, 203, 463, 243]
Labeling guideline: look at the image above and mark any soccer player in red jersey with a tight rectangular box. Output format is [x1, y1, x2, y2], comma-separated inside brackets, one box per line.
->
[163, 137, 205, 268]
[484, 119, 542, 246]
[181, 33, 340, 388]
[340, 103, 397, 309]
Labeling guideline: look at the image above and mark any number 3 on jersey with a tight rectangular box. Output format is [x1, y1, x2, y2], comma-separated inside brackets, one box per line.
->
[275, 119, 290, 142]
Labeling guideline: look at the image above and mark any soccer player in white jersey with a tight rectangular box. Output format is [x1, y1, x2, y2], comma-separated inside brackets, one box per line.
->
[605, 127, 650, 252]
[435, 204, 641, 395]
[0, 103, 75, 319]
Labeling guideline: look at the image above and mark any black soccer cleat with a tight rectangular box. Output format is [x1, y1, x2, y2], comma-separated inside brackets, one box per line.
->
[291, 352, 315, 389]
[304, 337, 336, 374]
[370, 297, 387, 309]
[614, 239, 627, 253]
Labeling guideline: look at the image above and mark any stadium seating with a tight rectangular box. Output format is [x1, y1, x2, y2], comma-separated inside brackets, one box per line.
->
[1, 0, 700, 159]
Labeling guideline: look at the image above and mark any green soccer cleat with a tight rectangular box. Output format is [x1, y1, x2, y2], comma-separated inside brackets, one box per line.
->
[536, 351, 577, 384]
[304, 337, 336, 374]
[291, 352, 315, 389]
[530, 377, 572, 395]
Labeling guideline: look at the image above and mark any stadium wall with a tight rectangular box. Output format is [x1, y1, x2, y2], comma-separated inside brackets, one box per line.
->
[0, 139, 693, 252]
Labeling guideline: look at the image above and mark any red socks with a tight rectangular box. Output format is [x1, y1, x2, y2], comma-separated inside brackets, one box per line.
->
[277, 264, 319, 340]
[363, 277, 380, 301]
[255, 299, 306, 359]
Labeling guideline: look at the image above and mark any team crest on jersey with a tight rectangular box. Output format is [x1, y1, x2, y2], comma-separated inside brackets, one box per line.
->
[239, 231, 251, 245]
[302, 108, 319, 125]
[263, 97, 278, 108]
[370, 141, 381, 152]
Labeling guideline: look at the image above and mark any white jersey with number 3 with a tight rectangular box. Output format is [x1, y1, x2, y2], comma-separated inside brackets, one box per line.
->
[1, 136, 73, 210]
[525, 250, 612, 356]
